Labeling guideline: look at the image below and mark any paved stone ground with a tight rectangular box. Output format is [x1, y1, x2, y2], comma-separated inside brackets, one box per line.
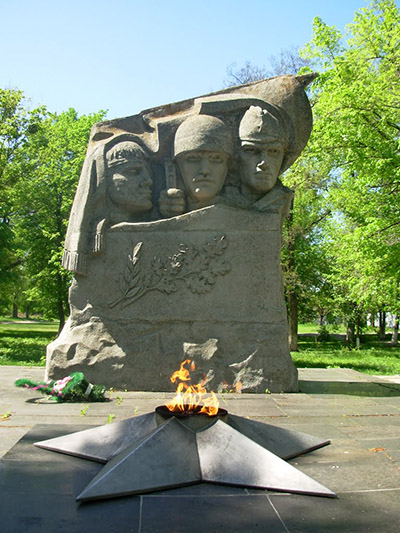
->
[1, 366, 400, 532]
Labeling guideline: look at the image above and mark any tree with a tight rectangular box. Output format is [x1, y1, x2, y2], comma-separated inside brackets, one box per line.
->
[280, 153, 333, 350]
[301, 0, 400, 339]
[224, 46, 310, 86]
[12, 108, 106, 331]
[0, 88, 47, 313]
[0, 88, 45, 195]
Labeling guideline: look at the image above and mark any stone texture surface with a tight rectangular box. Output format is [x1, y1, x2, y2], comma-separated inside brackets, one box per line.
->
[46, 75, 318, 392]
[47, 205, 297, 392]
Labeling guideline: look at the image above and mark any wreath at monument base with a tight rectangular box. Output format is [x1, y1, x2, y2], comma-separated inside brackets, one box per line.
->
[15, 372, 106, 402]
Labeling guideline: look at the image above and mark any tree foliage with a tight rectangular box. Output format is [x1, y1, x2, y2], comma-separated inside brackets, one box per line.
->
[301, 0, 400, 330]
[0, 89, 47, 308]
[223, 1, 400, 343]
[0, 90, 106, 326]
[0, 88, 45, 195]
[11, 108, 106, 328]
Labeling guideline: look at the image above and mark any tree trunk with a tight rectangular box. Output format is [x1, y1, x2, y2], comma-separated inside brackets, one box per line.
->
[370, 311, 376, 328]
[25, 304, 30, 319]
[12, 302, 18, 319]
[288, 290, 298, 352]
[346, 322, 355, 346]
[379, 310, 386, 340]
[356, 312, 361, 349]
[391, 314, 399, 345]
[319, 310, 324, 326]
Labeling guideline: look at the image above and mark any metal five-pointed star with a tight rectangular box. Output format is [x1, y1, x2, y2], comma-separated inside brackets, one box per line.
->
[35, 408, 336, 501]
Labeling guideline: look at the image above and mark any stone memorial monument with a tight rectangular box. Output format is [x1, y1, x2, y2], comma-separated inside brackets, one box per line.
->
[46, 74, 316, 393]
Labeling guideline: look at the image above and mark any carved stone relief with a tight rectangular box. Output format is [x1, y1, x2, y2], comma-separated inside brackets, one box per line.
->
[109, 235, 230, 309]
[106, 141, 153, 223]
[46, 74, 317, 392]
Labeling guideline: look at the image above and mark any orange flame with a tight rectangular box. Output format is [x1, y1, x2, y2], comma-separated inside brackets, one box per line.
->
[165, 359, 219, 416]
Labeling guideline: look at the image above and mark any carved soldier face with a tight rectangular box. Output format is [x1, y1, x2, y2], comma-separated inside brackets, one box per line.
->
[239, 141, 285, 197]
[107, 143, 153, 214]
[177, 150, 228, 206]
[239, 105, 288, 199]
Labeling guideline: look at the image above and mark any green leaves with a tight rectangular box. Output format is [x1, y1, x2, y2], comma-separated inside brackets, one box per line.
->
[299, 0, 400, 319]
[0, 91, 106, 321]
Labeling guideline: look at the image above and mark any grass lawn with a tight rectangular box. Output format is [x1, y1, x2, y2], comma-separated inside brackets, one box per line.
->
[297, 322, 347, 334]
[1, 320, 399, 376]
[298, 322, 320, 334]
[293, 334, 400, 375]
[0, 320, 58, 366]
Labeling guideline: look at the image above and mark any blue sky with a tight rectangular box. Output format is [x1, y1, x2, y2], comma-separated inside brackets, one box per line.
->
[0, 0, 387, 120]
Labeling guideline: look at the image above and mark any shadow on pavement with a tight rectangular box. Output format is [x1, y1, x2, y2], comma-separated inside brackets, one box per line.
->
[299, 380, 400, 396]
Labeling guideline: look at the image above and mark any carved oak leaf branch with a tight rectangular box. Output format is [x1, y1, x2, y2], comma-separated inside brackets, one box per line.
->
[109, 242, 143, 308]
[109, 235, 231, 308]
[205, 233, 228, 258]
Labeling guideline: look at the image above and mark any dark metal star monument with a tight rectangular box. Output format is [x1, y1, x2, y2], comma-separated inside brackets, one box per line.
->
[35, 406, 336, 502]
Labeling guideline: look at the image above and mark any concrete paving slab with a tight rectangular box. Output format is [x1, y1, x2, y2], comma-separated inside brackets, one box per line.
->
[300, 381, 400, 396]
[367, 395, 400, 404]
[261, 422, 353, 440]
[141, 493, 287, 533]
[345, 414, 400, 426]
[218, 399, 285, 417]
[2, 469, 141, 533]
[257, 414, 361, 428]
[279, 404, 400, 417]
[385, 449, 400, 463]
[372, 374, 400, 384]
[291, 451, 400, 492]
[270, 490, 400, 533]
[0, 427, 28, 458]
[338, 422, 400, 440]
[299, 368, 386, 382]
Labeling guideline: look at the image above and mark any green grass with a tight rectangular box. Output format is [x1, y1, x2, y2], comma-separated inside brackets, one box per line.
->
[0, 320, 58, 366]
[298, 322, 320, 334]
[293, 335, 400, 375]
[297, 322, 347, 334]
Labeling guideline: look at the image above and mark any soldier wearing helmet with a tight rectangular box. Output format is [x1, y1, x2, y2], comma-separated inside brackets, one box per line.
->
[239, 105, 290, 201]
[159, 114, 233, 215]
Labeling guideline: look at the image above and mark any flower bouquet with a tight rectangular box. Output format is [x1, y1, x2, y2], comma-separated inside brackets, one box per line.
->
[15, 372, 106, 402]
